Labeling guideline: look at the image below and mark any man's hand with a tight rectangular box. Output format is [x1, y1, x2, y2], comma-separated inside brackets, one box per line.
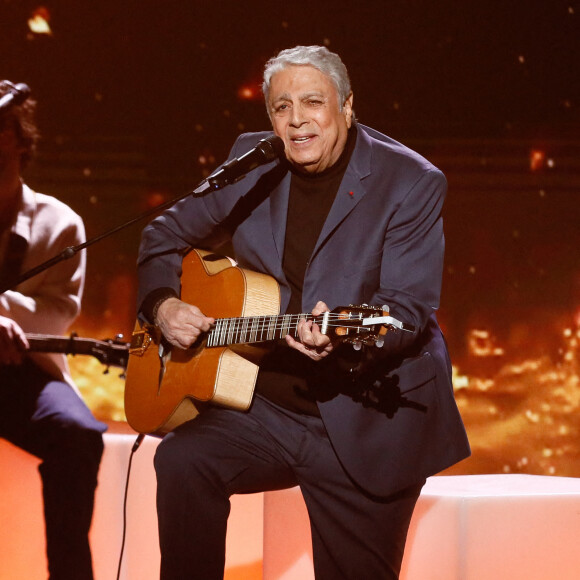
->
[0, 315, 29, 365]
[155, 297, 215, 349]
[285, 301, 334, 362]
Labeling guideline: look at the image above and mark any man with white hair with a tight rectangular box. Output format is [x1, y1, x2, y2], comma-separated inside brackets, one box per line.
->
[137, 46, 470, 579]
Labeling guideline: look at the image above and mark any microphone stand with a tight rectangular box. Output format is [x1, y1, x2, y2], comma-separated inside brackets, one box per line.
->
[0, 177, 217, 295]
[2, 133, 284, 294]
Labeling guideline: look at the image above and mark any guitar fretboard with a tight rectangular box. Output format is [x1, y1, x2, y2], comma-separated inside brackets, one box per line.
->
[207, 313, 317, 347]
[27, 334, 95, 355]
[26, 333, 129, 369]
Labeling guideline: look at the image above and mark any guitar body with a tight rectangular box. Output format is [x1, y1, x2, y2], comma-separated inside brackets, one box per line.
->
[124, 249, 280, 436]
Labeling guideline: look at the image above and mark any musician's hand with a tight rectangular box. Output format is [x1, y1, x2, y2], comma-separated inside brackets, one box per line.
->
[0, 315, 29, 366]
[285, 301, 334, 362]
[155, 298, 215, 349]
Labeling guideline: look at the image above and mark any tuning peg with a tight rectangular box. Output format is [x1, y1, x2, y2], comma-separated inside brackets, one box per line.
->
[352, 341, 362, 351]
[375, 338, 384, 348]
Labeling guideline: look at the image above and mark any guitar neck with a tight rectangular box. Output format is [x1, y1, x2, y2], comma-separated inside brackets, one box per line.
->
[207, 313, 315, 347]
[27, 334, 97, 356]
[26, 333, 129, 369]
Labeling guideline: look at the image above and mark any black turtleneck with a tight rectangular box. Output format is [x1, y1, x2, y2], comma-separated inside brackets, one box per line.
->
[255, 124, 358, 415]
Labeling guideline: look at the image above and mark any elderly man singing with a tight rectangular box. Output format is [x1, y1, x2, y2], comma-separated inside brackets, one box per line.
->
[135, 45, 470, 579]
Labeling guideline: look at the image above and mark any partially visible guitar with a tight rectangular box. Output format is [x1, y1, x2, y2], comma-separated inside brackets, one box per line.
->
[124, 248, 414, 436]
[27, 333, 129, 370]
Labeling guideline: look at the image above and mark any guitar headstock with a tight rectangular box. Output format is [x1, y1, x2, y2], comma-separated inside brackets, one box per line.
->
[326, 305, 415, 348]
[87, 336, 130, 370]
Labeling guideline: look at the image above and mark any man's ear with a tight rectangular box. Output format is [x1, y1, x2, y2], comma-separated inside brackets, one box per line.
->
[343, 92, 354, 128]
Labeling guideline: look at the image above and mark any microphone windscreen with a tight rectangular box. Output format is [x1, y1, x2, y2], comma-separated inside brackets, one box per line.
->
[259, 135, 285, 161]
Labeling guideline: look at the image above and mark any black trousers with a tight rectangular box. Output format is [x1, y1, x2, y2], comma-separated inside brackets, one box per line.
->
[0, 360, 106, 580]
[155, 394, 424, 580]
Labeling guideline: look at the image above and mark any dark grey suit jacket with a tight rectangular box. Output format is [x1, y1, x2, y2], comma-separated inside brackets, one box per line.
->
[137, 124, 470, 496]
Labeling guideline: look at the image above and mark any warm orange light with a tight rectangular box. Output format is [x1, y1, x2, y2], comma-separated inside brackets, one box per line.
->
[530, 149, 545, 171]
[28, 6, 52, 35]
[468, 329, 505, 357]
[237, 85, 258, 101]
[145, 190, 167, 209]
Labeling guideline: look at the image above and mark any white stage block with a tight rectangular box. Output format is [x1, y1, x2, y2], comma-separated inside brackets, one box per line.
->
[401, 474, 580, 580]
[263, 475, 580, 580]
[0, 425, 264, 580]
[0, 440, 46, 579]
[263, 487, 314, 580]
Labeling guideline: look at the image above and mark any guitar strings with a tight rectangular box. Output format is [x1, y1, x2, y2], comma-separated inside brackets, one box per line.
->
[206, 313, 379, 346]
[213, 313, 376, 323]
[211, 314, 375, 329]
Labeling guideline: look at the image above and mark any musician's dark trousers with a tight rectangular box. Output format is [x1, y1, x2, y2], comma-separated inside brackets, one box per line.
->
[155, 394, 424, 580]
[0, 360, 106, 580]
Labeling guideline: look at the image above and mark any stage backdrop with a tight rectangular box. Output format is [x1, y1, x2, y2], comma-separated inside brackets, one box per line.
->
[1, 0, 579, 477]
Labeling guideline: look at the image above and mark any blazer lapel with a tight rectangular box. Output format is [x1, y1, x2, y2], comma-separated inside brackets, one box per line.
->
[312, 127, 373, 259]
[268, 170, 291, 261]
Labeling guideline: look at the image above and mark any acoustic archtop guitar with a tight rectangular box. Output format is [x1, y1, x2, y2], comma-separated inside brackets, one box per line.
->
[124, 248, 414, 436]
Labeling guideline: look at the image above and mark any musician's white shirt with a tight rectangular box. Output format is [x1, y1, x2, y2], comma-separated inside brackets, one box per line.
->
[0, 183, 85, 389]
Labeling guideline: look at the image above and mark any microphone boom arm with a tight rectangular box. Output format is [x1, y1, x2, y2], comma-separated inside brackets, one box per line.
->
[0, 136, 284, 294]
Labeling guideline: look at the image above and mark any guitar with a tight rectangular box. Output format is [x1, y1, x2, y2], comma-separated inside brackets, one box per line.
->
[124, 248, 414, 436]
[27, 333, 129, 370]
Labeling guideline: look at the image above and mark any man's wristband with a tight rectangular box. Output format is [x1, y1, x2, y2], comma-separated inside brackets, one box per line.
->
[139, 287, 178, 324]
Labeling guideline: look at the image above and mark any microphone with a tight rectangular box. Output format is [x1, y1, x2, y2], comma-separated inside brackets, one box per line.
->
[207, 135, 285, 188]
[0, 82, 31, 115]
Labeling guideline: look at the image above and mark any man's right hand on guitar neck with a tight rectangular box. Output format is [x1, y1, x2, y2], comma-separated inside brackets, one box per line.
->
[155, 297, 215, 350]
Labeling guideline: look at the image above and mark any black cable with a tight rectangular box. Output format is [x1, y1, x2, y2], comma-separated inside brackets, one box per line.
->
[116, 433, 145, 580]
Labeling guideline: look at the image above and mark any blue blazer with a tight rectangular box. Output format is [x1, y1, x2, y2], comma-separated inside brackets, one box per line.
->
[138, 124, 470, 496]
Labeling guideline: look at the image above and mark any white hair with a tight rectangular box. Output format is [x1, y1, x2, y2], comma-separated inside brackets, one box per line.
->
[262, 46, 352, 110]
